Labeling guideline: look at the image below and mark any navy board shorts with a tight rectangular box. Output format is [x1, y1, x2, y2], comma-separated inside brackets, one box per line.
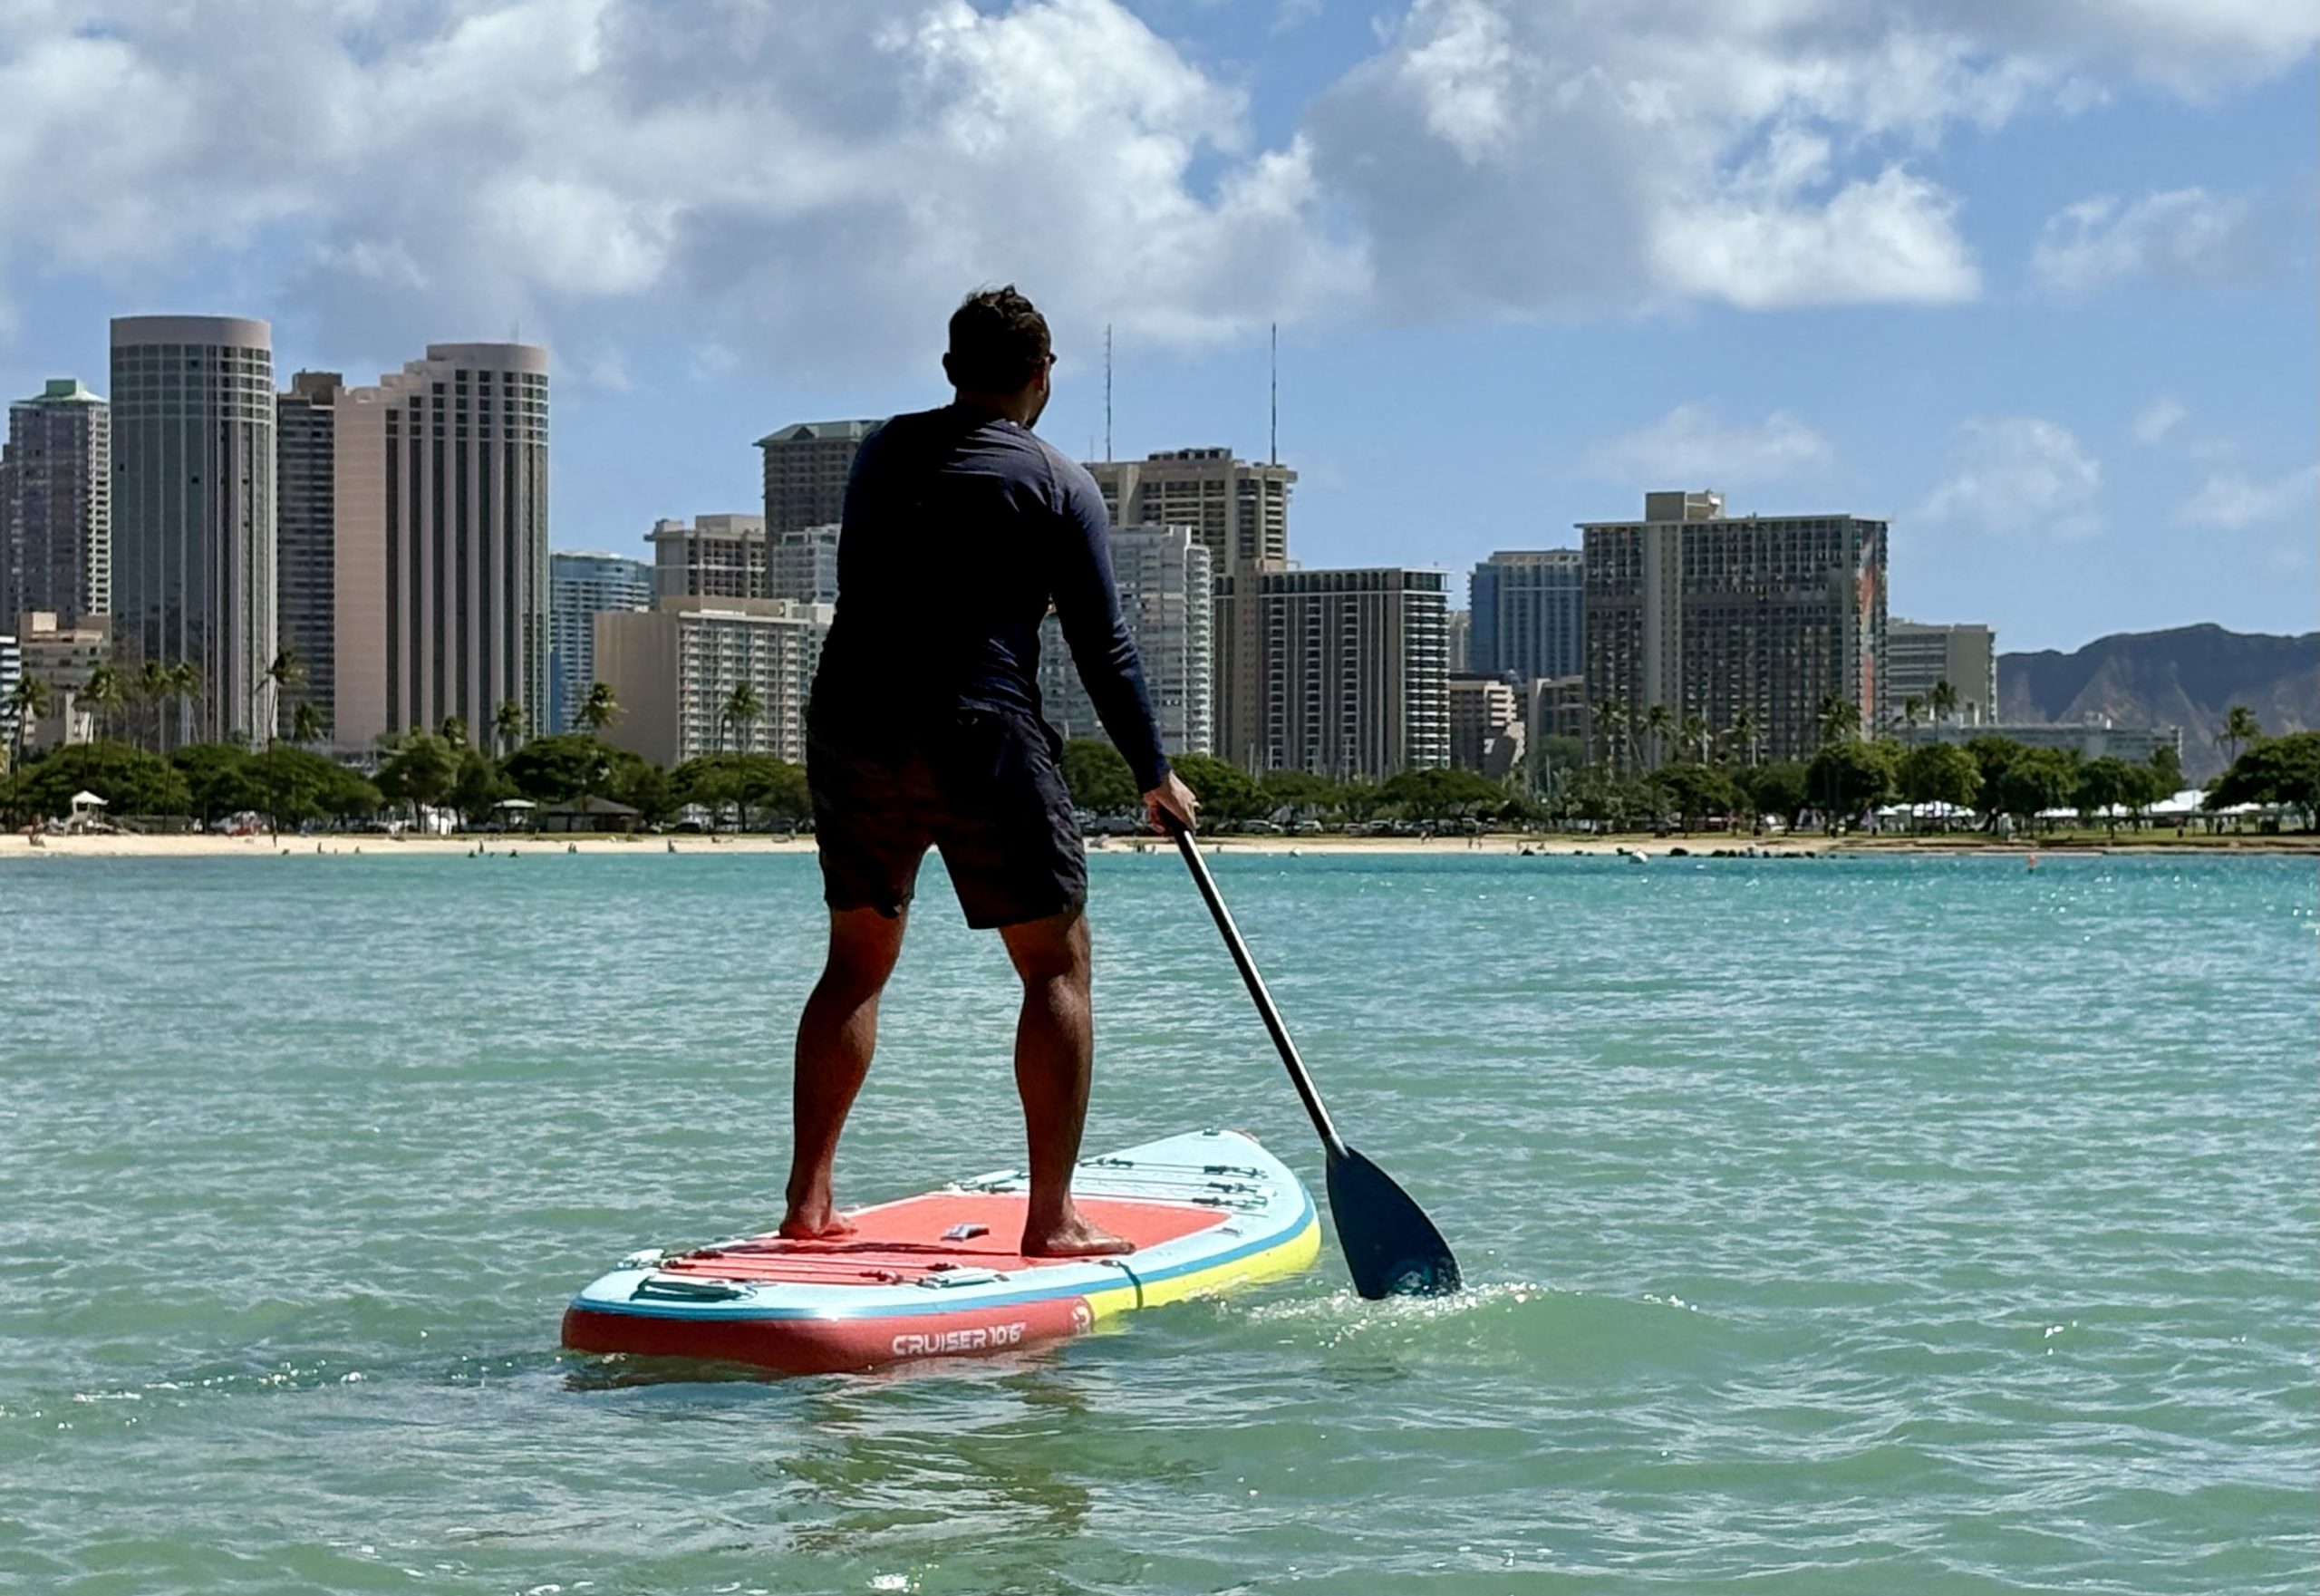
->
[807, 706, 1088, 930]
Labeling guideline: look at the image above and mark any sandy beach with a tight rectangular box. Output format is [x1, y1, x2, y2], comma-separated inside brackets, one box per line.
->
[5, 828, 2306, 862]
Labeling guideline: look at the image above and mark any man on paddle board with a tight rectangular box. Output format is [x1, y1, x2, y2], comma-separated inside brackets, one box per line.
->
[786, 285, 1201, 1258]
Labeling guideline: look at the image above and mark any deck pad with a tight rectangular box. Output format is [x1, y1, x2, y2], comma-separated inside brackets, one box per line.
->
[658, 1194, 1229, 1287]
[562, 1129, 1320, 1375]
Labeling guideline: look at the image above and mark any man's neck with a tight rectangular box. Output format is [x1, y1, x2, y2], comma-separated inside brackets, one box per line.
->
[952, 389, 1038, 427]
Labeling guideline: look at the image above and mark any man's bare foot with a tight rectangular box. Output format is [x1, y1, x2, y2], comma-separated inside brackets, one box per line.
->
[778, 1202, 857, 1241]
[1020, 1212, 1134, 1258]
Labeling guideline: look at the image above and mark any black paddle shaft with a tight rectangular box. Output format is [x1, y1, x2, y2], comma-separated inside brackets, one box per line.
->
[1168, 824, 1346, 1156]
[1165, 821, 1463, 1298]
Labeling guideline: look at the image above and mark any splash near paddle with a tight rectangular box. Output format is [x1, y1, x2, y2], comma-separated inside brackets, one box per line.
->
[561, 1129, 1317, 1374]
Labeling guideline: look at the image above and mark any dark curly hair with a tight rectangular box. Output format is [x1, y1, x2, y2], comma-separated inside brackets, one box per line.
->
[944, 285, 1052, 392]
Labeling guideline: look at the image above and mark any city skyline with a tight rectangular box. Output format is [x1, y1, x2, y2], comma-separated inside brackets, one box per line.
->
[0, 5, 2306, 657]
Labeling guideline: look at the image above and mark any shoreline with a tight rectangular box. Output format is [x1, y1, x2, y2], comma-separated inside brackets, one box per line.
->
[3, 830, 2310, 861]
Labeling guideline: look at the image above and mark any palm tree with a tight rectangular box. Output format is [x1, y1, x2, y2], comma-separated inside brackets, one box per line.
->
[1590, 699, 1623, 770]
[1679, 712, 1710, 764]
[1644, 703, 1674, 769]
[290, 700, 327, 748]
[1901, 695, 1924, 730]
[1929, 678, 1958, 727]
[1732, 709, 1761, 768]
[82, 663, 127, 743]
[721, 682, 764, 756]
[491, 701, 526, 759]
[439, 713, 469, 750]
[1816, 693, 1861, 747]
[2218, 704, 2262, 767]
[6, 674, 50, 771]
[577, 682, 620, 736]
[168, 660, 202, 747]
[137, 659, 173, 750]
[257, 647, 304, 744]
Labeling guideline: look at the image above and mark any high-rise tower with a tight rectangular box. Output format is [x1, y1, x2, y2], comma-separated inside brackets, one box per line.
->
[110, 315, 276, 746]
[275, 371, 342, 739]
[755, 421, 879, 534]
[1, 379, 111, 629]
[332, 343, 549, 747]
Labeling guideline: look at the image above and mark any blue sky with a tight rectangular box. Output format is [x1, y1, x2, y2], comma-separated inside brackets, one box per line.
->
[0, 1, 2312, 652]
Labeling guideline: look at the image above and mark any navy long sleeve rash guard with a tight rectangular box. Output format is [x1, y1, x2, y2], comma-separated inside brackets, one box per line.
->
[807, 405, 1174, 792]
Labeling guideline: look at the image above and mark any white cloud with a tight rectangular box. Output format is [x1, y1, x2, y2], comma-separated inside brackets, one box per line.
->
[2031, 188, 2270, 293]
[1921, 416, 2102, 537]
[1585, 404, 1833, 485]
[0, 0, 2308, 368]
[2130, 396, 2188, 447]
[2177, 463, 2320, 530]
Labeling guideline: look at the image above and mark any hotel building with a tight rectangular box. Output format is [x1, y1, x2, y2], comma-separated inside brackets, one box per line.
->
[756, 421, 879, 534]
[593, 596, 832, 767]
[1888, 620, 1997, 725]
[1580, 490, 1887, 766]
[1037, 525, 1213, 758]
[275, 372, 342, 739]
[2, 378, 111, 628]
[549, 552, 652, 733]
[109, 315, 276, 746]
[330, 343, 550, 748]
[1215, 566, 1450, 779]
[1469, 549, 1583, 683]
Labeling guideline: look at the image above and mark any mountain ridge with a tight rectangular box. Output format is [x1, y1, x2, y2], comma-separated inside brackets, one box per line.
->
[1996, 624, 2318, 781]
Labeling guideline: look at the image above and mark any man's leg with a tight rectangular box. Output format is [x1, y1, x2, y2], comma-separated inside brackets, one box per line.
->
[780, 906, 908, 1239]
[998, 907, 1130, 1257]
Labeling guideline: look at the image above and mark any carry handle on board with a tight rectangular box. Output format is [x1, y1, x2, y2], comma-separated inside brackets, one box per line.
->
[1164, 815, 1461, 1299]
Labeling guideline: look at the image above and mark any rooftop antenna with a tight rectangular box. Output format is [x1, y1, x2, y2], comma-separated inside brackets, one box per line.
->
[1104, 324, 1114, 460]
[1269, 322, 1278, 466]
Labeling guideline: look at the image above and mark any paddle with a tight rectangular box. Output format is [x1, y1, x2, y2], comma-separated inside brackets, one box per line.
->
[1165, 818, 1461, 1299]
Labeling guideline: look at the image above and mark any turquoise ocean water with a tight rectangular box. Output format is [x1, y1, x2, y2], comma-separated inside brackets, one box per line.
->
[1, 850, 2314, 1594]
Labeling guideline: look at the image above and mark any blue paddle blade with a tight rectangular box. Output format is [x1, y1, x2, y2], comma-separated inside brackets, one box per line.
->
[1325, 1145, 1462, 1299]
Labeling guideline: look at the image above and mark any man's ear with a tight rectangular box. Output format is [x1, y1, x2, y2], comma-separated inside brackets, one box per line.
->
[941, 351, 960, 387]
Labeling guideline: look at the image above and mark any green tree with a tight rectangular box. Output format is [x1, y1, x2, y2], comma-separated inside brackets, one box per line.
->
[1743, 760, 1810, 829]
[1731, 709, 1762, 768]
[1060, 739, 1138, 815]
[491, 700, 527, 759]
[1815, 693, 1862, 748]
[576, 682, 620, 735]
[1900, 694, 1925, 730]
[720, 682, 763, 755]
[290, 699, 328, 749]
[735, 754, 808, 830]
[1336, 779, 1385, 824]
[7, 673, 51, 772]
[439, 714, 469, 750]
[245, 744, 343, 838]
[259, 647, 305, 743]
[1678, 712, 1711, 764]
[1929, 678, 1958, 726]
[82, 663, 127, 743]
[1898, 742, 1980, 821]
[503, 733, 625, 805]
[1963, 736, 2025, 831]
[450, 747, 509, 826]
[1993, 747, 2079, 830]
[1172, 754, 1263, 825]
[1590, 700, 1626, 770]
[136, 658, 172, 750]
[2209, 730, 2320, 825]
[2148, 741, 2184, 797]
[375, 732, 457, 821]
[1648, 761, 1739, 831]
[16, 740, 190, 819]
[673, 753, 742, 830]
[620, 761, 679, 827]
[2217, 703, 2262, 766]
[172, 741, 262, 827]
[2074, 756, 2143, 837]
[1805, 738, 1898, 829]
[1643, 702, 1674, 769]
[168, 660, 202, 747]
[1571, 766, 1648, 831]
[1260, 769, 1341, 819]
[1380, 766, 1503, 821]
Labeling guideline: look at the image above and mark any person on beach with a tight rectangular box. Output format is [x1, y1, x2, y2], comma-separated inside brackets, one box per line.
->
[784, 285, 1201, 1258]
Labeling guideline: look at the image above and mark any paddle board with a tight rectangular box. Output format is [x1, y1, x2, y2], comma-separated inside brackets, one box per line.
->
[561, 1128, 1319, 1374]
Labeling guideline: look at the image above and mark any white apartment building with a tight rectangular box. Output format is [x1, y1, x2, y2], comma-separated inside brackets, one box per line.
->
[593, 596, 832, 768]
[1449, 675, 1524, 778]
[331, 343, 550, 748]
[1037, 525, 1213, 757]
[1888, 619, 1997, 724]
[2, 377, 111, 627]
[649, 514, 767, 602]
[769, 525, 841, 605]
